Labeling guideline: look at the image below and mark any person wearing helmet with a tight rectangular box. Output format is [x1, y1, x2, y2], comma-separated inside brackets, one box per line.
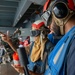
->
[44, 0, 75, 75]
[27, 19, 54, 75]
[1, 20, 54, 75]
[41, 0, 62, 45]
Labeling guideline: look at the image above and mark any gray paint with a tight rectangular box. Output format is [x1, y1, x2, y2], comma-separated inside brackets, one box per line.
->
[0, 0, 20, 27]
[20, 27, 31, 36]
[13, 0, 32, 27]
[19, 27, 31, 40]
[23, 14, 41, 28]
[23, 21, 32, 28]
[0, 27, 16, 35]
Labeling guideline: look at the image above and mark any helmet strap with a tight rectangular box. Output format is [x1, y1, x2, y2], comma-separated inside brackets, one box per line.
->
[60, 25, 64, 35]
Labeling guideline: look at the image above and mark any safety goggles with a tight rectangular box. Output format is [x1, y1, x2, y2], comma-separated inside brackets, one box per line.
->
[52, 1, 69, 19]
[30, 30, 41, 37]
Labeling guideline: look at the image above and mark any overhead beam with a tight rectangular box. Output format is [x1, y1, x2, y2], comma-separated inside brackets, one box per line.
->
[0, 21, 13, 27]
[0, 1, 18, 7]
[0, 7, 16, 12]
[0, 10, 16, 13]
[0, 11, 15, 14]
[0, 5, 18, 8]
[13, 0, 32, 27]
[0, 15, 14, 19]
[0, 12, 15, 16]
[3, 0, 21, 2]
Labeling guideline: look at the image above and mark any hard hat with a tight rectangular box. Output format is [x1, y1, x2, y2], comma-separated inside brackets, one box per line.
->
[43, 0, 51, 12]
[32, 20, 45, 29]
[31, 20, 45, 37]
[68, 0, 75, 11]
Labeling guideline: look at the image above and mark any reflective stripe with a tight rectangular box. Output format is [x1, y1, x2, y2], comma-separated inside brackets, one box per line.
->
[48, 73, 51, 75]
[53, 43, 64, 64]
[13, 60, 20, 65]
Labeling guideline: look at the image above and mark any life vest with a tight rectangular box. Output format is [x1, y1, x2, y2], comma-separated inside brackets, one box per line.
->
[44, 26, 75, 75]
[27, 40, 54, 73]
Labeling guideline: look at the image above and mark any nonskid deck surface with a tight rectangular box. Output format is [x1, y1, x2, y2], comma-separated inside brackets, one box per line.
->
[0, 63, 19, 75]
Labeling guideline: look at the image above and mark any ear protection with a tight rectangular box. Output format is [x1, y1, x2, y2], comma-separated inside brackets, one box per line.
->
[41, 0, 56, 26]
[42, 0, 75, 35]
[52, 1, 75, 35]
[41, 10, 52, 26]
[52, 2, 69, 19]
